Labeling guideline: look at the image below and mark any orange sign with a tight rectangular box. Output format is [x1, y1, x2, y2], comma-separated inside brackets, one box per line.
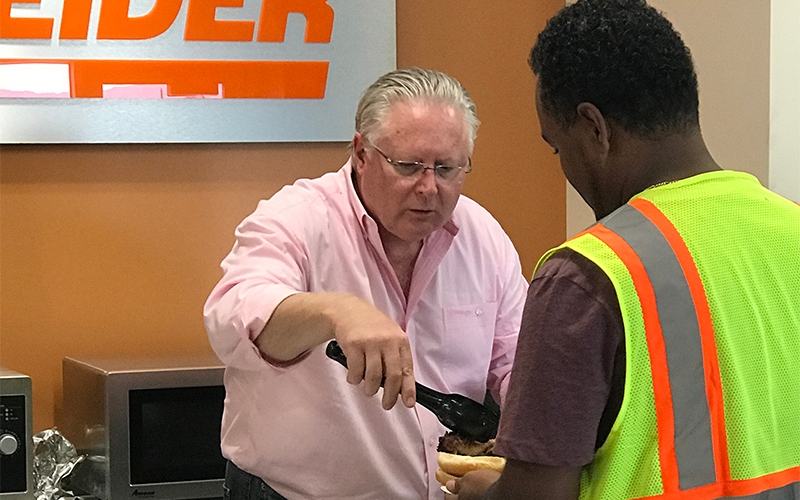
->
[1, 0, 333, 41]
[0, 0, 334, 98]
[0, 0, 395, 142]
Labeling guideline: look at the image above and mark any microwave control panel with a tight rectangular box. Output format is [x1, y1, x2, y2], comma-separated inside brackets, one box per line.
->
[0, 395, 28, 494]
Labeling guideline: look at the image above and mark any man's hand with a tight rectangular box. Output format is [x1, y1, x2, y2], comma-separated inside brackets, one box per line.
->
[331, 294, 416, 410]
[445, 469, 500, 499]
[444, 459, 583, 500]
[257, 292, 416, 410]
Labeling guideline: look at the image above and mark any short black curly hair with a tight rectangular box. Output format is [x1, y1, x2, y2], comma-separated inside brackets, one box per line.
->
[530, 0, 699, 136]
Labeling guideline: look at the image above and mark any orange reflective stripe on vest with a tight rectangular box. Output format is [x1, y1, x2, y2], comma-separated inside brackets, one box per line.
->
[588, 199, 800, 499]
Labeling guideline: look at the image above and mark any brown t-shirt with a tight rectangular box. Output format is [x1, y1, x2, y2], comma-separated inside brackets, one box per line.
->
[494, 247, 625, 467]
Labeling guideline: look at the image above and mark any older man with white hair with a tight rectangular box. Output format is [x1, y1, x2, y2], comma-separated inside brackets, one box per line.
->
[204, 68, 528, 499]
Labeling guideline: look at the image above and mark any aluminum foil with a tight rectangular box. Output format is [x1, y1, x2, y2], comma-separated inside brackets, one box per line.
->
[32, 429, 85, 500]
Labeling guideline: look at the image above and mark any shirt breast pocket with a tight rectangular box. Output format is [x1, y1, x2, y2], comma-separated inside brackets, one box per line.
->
[441, 302, 498, 398]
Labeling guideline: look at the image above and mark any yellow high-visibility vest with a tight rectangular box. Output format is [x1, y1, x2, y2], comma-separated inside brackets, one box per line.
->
[535, 171, 800, 499]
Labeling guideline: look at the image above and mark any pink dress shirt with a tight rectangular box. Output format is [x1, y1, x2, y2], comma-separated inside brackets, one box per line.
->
[204, 161, 528, 499]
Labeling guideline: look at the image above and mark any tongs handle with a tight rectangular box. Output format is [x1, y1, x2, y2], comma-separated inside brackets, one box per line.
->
[325, 340, 499, 442]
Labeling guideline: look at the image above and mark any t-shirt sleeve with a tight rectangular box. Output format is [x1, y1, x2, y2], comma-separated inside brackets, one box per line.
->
[493, 248, 624, 467]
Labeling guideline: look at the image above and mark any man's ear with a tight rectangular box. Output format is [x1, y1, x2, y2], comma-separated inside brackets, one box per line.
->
[576, 102, 611, 155]
[352, 132, 368, 173]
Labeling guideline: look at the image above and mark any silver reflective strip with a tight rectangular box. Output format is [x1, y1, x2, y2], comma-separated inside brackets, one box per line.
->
[601, 204, 716, 490]
[716, 481, 800, 499]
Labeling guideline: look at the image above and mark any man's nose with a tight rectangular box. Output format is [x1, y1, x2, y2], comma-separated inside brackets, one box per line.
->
[415, 168, 439, 194]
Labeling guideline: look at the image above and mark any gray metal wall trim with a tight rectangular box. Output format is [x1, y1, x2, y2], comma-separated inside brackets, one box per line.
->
[601, 204, 716, 490]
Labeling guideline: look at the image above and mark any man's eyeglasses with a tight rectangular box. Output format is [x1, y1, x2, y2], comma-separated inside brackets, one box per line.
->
[367, 142, 472, 181]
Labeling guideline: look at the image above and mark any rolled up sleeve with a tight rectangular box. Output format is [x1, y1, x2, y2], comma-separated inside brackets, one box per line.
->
[204, 198, 309, 370]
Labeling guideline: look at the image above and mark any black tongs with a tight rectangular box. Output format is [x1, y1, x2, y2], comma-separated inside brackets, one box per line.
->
[325, 340, 499, 442]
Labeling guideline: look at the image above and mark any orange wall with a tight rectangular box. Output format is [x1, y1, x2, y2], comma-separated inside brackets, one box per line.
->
[0, 0, 564, 432]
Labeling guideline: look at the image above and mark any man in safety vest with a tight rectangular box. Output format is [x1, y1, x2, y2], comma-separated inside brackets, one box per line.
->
[445, 0, 800, 498]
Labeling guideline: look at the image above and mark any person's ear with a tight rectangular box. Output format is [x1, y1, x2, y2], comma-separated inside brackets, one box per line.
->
[352, 133, 368, 173]
[576, 102, 611, 156]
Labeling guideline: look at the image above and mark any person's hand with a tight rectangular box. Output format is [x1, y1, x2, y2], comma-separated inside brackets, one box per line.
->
[330, 294, 416, 410]
[445, 469, 500, 500]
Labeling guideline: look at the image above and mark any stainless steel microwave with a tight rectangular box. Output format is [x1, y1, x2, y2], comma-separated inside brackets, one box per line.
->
[57, 355, 226, 500]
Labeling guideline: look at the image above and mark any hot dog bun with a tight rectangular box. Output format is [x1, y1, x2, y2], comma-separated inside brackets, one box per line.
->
[437, 451, 506, 479]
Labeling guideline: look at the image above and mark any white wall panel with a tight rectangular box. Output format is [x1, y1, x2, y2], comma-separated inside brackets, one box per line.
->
[770, 0, 800, 203]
